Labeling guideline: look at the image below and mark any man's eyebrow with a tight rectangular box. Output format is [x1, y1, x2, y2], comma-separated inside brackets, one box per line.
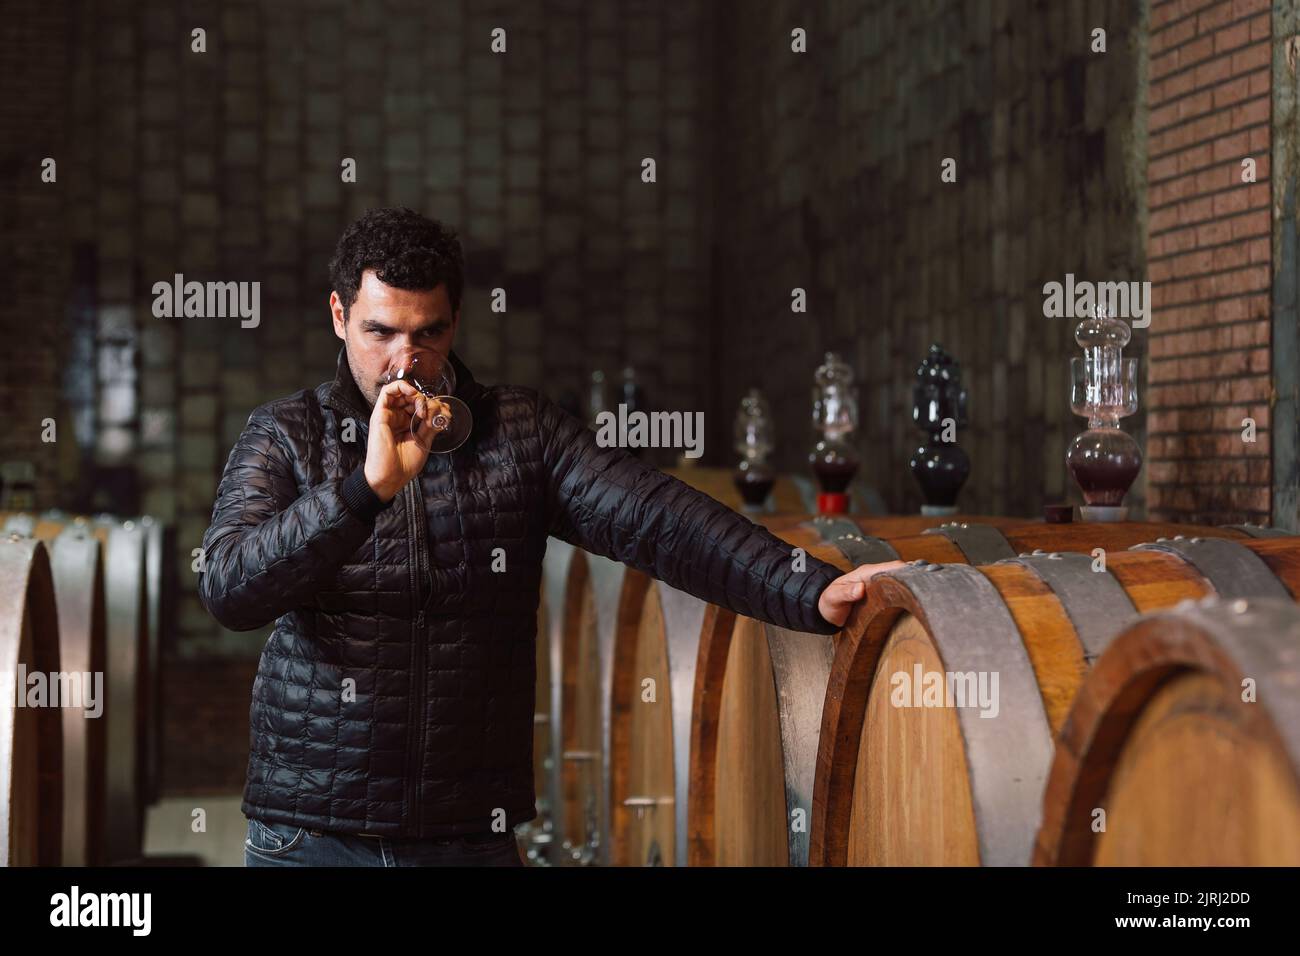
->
[360, 318, 450, 333]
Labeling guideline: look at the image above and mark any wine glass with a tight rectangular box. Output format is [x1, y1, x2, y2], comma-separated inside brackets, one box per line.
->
[379, 347, 473, 454]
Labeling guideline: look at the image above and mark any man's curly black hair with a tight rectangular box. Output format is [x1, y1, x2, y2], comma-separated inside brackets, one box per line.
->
[328, 207, 465, 319]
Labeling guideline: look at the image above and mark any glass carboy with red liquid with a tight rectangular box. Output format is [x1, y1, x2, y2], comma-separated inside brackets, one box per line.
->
[732, 388, 776, 512]
[1066, 305, 1141, 521]
[809, 351, 860, 514]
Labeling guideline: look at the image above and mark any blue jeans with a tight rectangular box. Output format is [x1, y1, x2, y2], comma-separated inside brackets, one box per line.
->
[243, 817, 526, 867]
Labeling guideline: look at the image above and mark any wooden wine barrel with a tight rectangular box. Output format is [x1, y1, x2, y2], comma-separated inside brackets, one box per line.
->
[577, 511, 1175, 866]
[512, 582, 555, 865]
[2, 517, 108, 866]
[551, 516, 892, 867]
[47, 528, 107, 866]
[602, 513, 1024, 866]
[687, 532, 856, 867]
[555, 546, 628, 865]
[137, 515, 172, 807]
[3, 512, 150, 863]
[0, 534, 64, 866]
[8, 509, 170, 814]
[527, 538, 574, 864]
[811, 531, 1300, 867]
[92, 513, 154, 855]
[1034, 596, 1300, 866]
[685, 518, 1256, 866]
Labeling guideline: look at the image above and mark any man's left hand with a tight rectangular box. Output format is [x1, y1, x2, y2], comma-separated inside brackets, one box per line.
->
[817, 561, 908, 628]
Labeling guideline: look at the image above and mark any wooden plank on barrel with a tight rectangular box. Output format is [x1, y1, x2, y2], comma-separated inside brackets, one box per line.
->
[1134, 536, 1293, 600]
[610, 572, 675, 865]
[48, 527, 107, 866]
[96, 518, 149, 864]
[610, 576, 724, 866]
[557, 549, 625, 865]
[0, 535, 64, 866]
[920, 522, 1017, 564]
[138, 516, 168, 808]
[1223, 524, 1297, 538]
[709, 614, 787, 865]
[539, 538, 575, 862]
[875, 561, 1054, 866]
[586, 553, 625, 866]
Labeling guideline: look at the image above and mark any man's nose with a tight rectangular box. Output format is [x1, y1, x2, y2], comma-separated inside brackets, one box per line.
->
[393, 336, 424, 355]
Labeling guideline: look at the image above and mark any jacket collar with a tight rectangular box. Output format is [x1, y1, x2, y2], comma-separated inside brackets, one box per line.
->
[321, 344, 479, 420]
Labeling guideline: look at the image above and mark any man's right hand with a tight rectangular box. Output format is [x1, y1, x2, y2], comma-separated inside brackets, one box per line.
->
[363, 379, 443, 502]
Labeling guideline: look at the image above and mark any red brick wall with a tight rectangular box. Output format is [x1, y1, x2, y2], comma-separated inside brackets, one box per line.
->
[1146, 0, 1272, 524]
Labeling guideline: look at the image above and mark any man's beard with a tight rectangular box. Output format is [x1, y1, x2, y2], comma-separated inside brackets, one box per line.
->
[346, 347, 379, 408]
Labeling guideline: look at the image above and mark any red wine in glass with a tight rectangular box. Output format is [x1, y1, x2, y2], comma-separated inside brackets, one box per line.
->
[812, 457, 858, 493]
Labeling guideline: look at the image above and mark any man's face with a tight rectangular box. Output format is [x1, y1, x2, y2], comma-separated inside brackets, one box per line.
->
[331, 269, 459, 407]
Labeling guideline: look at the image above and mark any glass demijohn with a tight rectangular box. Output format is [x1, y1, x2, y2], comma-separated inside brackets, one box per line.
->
[379, 347, 473, 454]
[733, 388, 776, 511]
[1065, 305, 1141, 518]
[809, 351, 860, 513]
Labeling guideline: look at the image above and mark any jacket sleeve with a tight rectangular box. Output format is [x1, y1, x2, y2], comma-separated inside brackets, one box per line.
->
[535, 391, 843, 634]
[197, 405, 394, 632]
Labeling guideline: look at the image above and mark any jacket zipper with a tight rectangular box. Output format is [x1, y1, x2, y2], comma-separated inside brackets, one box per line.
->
[323, 386, 434, 837]
[403, 481, 423, 832]
[406, 477, 431, 836]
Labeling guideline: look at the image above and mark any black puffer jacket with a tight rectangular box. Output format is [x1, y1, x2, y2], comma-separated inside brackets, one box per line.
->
[199, 345, 843, 837]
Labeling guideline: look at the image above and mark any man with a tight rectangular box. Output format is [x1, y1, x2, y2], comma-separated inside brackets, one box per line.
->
[199, 207, 902, 867]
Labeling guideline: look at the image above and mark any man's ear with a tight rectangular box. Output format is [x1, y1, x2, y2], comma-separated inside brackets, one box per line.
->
[330, 291, 346, 340]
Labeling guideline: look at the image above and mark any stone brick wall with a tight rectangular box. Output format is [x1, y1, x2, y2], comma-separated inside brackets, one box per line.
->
[43, 0, 716, 658]
[160, 656, 258, 795]
[0, 0, 76, 510]
[3, 0, 720, 790]
[711, 0, 1152, 518]
[1146, 0, 1273, 524]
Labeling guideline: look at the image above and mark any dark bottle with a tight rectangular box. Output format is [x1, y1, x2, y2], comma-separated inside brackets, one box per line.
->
[733, 388, 777, 512]
[621, 366, 646, 460]
[909, 344, 970, 515]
